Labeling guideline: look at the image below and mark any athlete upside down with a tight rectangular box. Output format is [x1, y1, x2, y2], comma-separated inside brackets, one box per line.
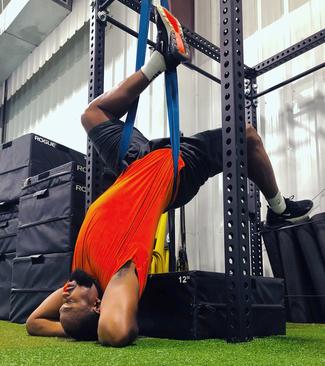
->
[25, 6, 312, 347]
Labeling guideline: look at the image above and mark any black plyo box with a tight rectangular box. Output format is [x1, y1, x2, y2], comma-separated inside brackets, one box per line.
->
[0, 252, 15, 320]
[138, 271, 285, 340]
[16, 162, 86, 257]
[10, 252, 72, 323]
[262, 213, 325, 323]
[0, 203, 18, 254]
[0, 133, 86, 203]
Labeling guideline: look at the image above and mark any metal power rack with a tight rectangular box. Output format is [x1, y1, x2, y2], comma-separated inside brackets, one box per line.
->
[87, 0, 325, 341]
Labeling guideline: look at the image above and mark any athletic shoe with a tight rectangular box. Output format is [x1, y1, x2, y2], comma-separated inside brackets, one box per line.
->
[155, 5, 191, 70]
[265, 196, 313, 228]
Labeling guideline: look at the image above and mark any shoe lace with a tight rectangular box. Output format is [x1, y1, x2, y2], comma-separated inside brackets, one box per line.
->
[287, 195, 295, 201]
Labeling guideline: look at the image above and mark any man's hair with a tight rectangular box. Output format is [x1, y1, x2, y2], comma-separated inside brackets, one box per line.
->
[61, 310, 100, 341]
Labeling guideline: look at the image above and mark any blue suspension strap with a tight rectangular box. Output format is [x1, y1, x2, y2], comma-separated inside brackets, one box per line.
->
[161, 0, 181, 198]
[118, 0, 181, 198]
[118, 0, 152, 170]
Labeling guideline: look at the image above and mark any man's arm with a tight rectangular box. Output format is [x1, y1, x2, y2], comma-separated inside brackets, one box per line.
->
[26, 288, 66, 337]
[97, 261, 139, 347]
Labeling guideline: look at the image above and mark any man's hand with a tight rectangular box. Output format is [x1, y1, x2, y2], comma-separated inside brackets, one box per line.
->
[26, 287, 67, 337]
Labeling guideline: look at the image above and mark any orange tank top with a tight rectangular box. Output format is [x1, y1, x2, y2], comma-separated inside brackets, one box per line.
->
[72, 148, 184, 296]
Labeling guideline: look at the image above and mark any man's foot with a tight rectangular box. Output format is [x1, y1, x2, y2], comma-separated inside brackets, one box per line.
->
[265, 196, 313, 229]
[155, 5, 191, 70]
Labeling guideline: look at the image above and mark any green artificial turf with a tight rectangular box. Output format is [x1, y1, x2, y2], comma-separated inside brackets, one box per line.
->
[0, 322, 324, 366]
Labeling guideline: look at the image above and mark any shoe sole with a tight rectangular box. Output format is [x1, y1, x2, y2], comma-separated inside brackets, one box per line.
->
[156, 5, 190, 61]
[285, 213, 311, 224]
[264, 213, 311, 230]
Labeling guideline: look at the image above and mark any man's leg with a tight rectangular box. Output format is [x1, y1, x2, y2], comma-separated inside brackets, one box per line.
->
[246, 124, 313, 226]
[171, 126, 313, 227]
[81, 52, 164, 133]
[81, 5, 190, 134]
[246, 124, 278, 200]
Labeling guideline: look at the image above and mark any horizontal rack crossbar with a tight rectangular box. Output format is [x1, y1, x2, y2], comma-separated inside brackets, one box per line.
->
[115, 0, 254, 74]
[105, 14, 221, 84]
[251, 61, 325, 99]
[99, 0, 116, 10]
[253, 28, 325, 76]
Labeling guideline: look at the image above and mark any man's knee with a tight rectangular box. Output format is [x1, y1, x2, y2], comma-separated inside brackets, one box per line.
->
[246, 123, 263, 152]
[80, 105, 94, 133]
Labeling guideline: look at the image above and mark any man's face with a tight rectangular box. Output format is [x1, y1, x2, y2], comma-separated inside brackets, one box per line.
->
[59, 270, 101, 320]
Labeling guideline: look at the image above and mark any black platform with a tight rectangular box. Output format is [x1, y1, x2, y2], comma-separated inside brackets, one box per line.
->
[16, 162, 86, 256]
[10, 252, 72, 323]
[138, 271, 285, 340]
[0, 133, 85, 203]
[0, 203, 18, 320]
[0, 252, 15, 320]
[0, 203, 18, 255]
[262, 213, 325, 323]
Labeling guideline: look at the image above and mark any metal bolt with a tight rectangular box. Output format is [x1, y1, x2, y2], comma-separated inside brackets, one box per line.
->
[253, 99, 258, 107]
[98, 10, 108, 22]
[252, 83, 258, 91]
[244, 86, 251, 95]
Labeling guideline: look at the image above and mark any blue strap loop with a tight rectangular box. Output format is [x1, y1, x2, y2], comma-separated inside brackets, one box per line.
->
[119, 0, 180, 198]
[118, 0, 152, 169]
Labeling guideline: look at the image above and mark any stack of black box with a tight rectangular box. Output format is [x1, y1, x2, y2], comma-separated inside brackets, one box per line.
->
[0, 203, 18, 320]
[0, 134, 86, 323]
[262, 213, 325, 323]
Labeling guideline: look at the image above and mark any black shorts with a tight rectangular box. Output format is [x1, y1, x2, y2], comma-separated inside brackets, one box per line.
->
[88, 119, 223, 209]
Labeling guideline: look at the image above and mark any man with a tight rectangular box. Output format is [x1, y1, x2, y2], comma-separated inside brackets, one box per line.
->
[26, 6, 312, 347]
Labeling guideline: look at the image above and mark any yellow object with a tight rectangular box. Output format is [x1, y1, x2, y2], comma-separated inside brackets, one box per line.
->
[150, 212, 169, 274]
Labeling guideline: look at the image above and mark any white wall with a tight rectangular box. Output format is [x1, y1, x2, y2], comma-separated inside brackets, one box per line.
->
[2, 0, 325, 275]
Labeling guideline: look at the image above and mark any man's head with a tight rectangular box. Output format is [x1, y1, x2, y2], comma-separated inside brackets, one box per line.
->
[59, 269, 102, 341]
